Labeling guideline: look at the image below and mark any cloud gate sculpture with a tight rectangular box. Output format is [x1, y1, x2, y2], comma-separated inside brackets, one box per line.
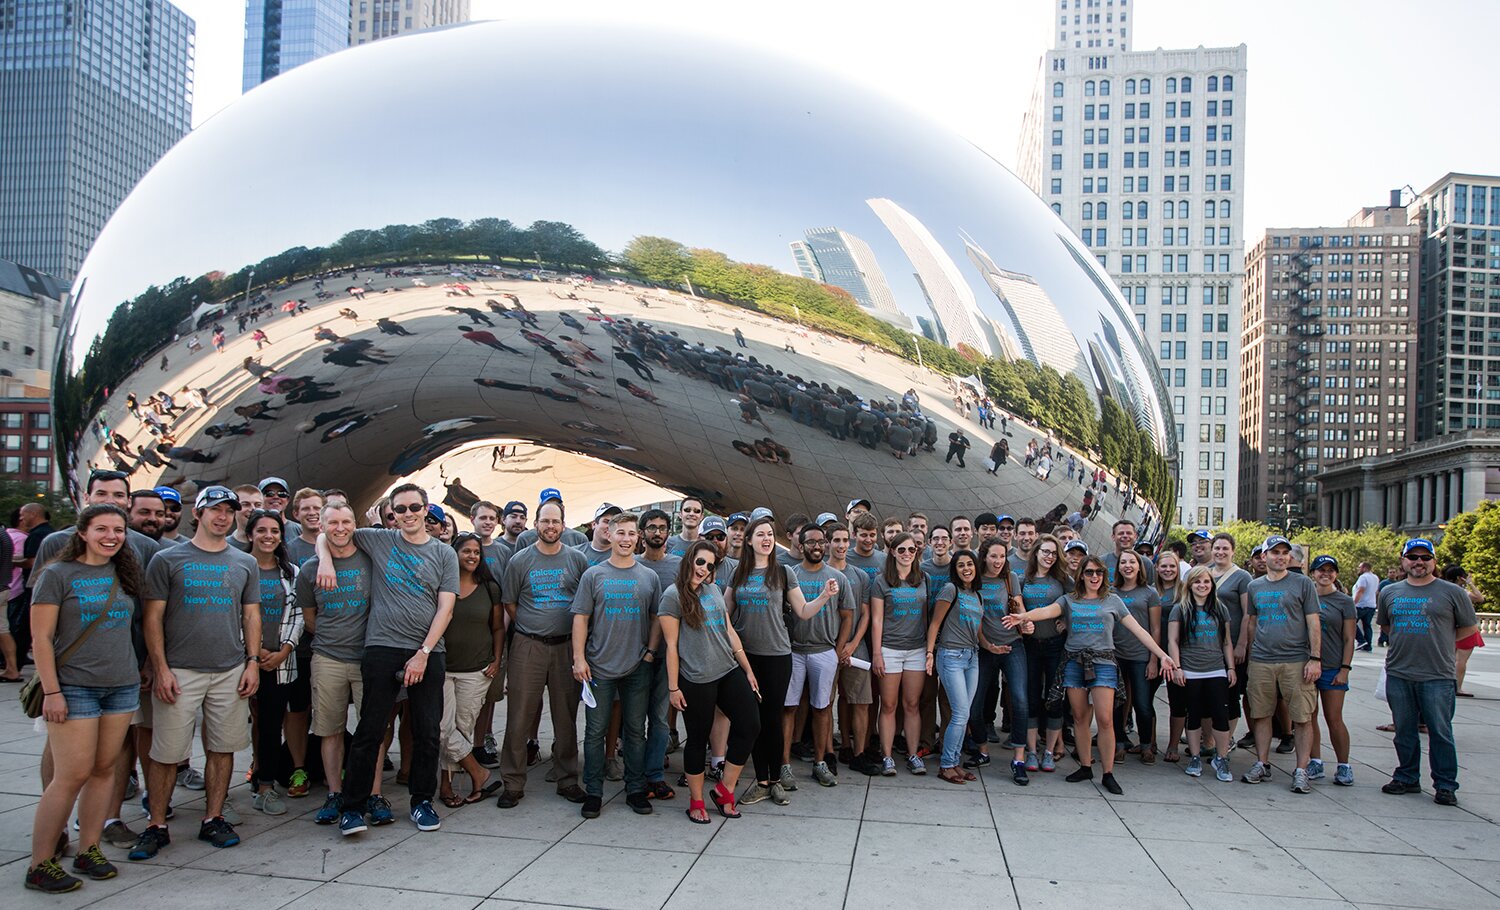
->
[55, 20, 1176, 543]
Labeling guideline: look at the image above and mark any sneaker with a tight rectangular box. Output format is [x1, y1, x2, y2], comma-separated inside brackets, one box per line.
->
[790, 740, 815, 762]
[367, 795, 395, 825]
[127, 825, 170, 861]
[141, 793, 175, 820]
[893, 734, 908, 755]
[526, 739, 541, 766]
[626, 791, 653, 815]
[220, 797, 241, 826]
[1025, 750, 1040, 772]
[778, 763, 798, 791]
[253, 788, 288, 816]
[316, 793, 343, 825]
[813, 761, 838, 787]
[24, 858, 81, 894]
[339, 810, 367, 836]
[768, 783, 791, 806]
[906, 754, 927, 776]
[1242, 761, 1270, 784]
[1100, 772, 1123, 795]
[963, 752, 991, 769]
[581, 795, 602, 818]
[557, 785, 588, 804]
[102, 820, 137, 850]
[1435, 788, 1458, 807]
[1011, 761, 1029, 786]
[1275, 736, 1295, 754]
[177, 766, 206, 791]
[1306, 758, 1325, 781]
[740, 782, 773, 805]
[1185, 756, 1202, 778]
[880, 756, 897, 777]
[1381, 779, 1421, 795]
[1065, 765, 1094, 783]
[1291, 768, 1311, 794]
[72, 844, 118, 880]
[474, 745, 500, 768]
[495, 790, 523, 809]
[605, 756, 624, 781]
[1040, 750, 1056, 773]
[124, 771, 139, 801]
[1334, 764, 1354, 787]
[197, 817, 240, 848]
[1212, 756, 1233, 782]
[1235, 732, 1256, 750]
[287, 768, 310, 798]
[705, 760, 724, 783]
[409, 800, 441, 831]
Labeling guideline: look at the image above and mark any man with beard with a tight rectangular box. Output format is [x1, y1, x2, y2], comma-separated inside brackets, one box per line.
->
[155, 487, 187, 545]
[128, 490, 168, 541]
[725, 512, 748, 562]
[498, 501, 528, 554]
[638, 509, 682, 794]
[785, 524, 851, 788]
[828, 524, 873, 773]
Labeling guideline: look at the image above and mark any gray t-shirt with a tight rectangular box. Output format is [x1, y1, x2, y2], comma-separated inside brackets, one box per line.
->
[1169, 601, 1230, 674]
[571, 561, 661, 680]
[921, 559, 953, 607]
[31, 560, 138, 688]
[577, 543, 615, 568]
[503, 543, 590, 638]
[845, 549, 886, 588]
[665, 533, 700, 558]
[1247, 572, 1321, 664]
[257, 566, 294, 654]
[296, 552, 371, 663]
[660, 582, 737, 684]
[352, 528, 461, 653]
[727, 564, 795, 656]
[639, 554, 682, 601]
[1017, 574, 1067, 641]
[789, 563, 847, 654]
[516, 527, 589, 550]
[37, 526, 161, 577]
[286, 536, 318, 569]
[1213, 566, 1252, 648]
[1113, 585, 1160, 662]
[1059, 593, 1130, 653]
[480, 541, 510, 583]
[978, 573, 1020, 647]
[1317, 590, 1357, 671]
[832, 561, 871, 661]
[1377, 578, 1478, 682]
[872, 575, 928, 650]
[934, 582, 983, 651]
[1103, 551, 1157, 587]
[145, 542, 259, 672]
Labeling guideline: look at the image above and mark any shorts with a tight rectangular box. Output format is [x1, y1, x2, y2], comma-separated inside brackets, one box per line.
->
[1316, 667, 1349, 692]
[59, 683, 139, 720]
[881, 647, 926, 674]
[1246, 660, 1317, 723]
[1062, 658, 1119, 690]
[1457, 630, 1485, 651]
[151, 666, 252, 764]
[310, 653, 364, 738]
[132, 688, 155, 728]
[786, 650, 838, 709]
[839, 663, 873, 705]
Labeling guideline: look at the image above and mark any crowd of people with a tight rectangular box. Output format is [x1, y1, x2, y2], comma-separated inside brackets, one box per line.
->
[0, 470, 1482, 894]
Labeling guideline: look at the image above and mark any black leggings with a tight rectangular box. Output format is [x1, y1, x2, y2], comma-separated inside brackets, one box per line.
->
[1183, 675, 1231, 732]
[254, 672, 291, 788]
[681, 666, 760, 776]
[747, 653, 793, 783]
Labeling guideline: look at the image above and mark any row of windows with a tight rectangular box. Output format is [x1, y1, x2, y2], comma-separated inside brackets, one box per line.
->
[1053, 74, 1236, 98]
[1160, 341, 1232, 361]
[1159, 313, 1233, 333]
[1119, 254, 1235, 273]
[1051, 174, 1235, 194]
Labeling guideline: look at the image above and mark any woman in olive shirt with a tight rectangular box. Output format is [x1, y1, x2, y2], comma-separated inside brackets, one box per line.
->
[439, 533, 503, 806]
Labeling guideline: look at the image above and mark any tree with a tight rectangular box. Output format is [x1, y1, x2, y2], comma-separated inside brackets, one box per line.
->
[1461, 505, 1500, 606]
[620, 236, 692, 285]
[1295, 525, 1404, 578]
[1436, 499, 1499, 569]
[0, 479, 75, 529]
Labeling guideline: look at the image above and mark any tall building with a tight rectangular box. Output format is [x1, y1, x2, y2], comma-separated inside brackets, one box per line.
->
[0, 0, 194, 282]
[243, 0, 350, 92]
[1018, 0, 1247, 528]
[1238, 200, 1419, 528]
[790, 227, 907, 327]
[0, 258, 65, 488]
[962, 236, 1090, 387]
[867, 198, 998, 355]
[1409, 173, 1500, 439]
[351, 0, 470, 45]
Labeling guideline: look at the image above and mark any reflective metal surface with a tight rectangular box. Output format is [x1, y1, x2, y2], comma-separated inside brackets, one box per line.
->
[55, 20, 1175, 539]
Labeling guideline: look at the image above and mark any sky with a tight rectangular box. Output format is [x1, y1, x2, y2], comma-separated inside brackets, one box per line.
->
[176, 0, 1499, 242]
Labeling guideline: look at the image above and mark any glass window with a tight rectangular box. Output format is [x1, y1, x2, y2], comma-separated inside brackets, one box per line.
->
[1052, 105, 1063, 122]
[1222, 75, 1233, 92]
[1181, 76, 1192, 92]
[1053, 81, 1064, 97]
[1140, 78, 1151, 93]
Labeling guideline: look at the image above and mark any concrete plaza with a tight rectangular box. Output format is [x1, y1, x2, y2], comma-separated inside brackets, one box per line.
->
[2, 644, 1499, 909]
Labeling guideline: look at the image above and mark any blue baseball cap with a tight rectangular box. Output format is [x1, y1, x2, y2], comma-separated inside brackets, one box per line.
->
[425, 503, 447, 524]
[538, 487, 563, 505]
[727, 512, 749, 526]
[1310, 555, 1339, 572]
[1064, 540, 1088, 553]
[1187, 529, 1211, 542]
[815, 512, 839, 527]
[845, 498, 871, 514]
[996, 514, 1015, 526]
[749, 506, 774, 522]
[1262, 535, 1292, 552]
[1402, 537, 1436, 557]
[502, 500, 527, 517]
[153, 486, 181, 504]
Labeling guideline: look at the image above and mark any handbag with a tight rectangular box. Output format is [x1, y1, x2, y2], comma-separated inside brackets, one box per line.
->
[19, 578, 119, 719]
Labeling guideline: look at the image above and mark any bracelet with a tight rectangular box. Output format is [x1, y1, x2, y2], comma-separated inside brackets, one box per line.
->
[732, 648, 743, 655]
[1340, 664, 1352, 670]
[669, 687, 680, 692]
[44, 691, 60, 696]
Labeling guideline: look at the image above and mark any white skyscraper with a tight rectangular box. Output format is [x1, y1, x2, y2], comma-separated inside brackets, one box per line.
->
[964, 238, 1092, 391]
[791, 227, 907, 327]
[867, 198, 997, 356]
[1018, 0, 1247, 528]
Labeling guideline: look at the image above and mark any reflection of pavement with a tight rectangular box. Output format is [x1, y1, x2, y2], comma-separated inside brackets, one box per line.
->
[92, 271, 1136, 550]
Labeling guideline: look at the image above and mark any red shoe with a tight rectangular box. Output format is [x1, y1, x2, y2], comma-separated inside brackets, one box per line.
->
[684, 799, 710, 824]
[710, 782, 740, 819]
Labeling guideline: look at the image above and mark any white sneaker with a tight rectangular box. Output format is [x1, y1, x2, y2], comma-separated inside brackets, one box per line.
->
[253, 789, 287, 816]
[177, 767, 206, 791]
[812, 761, 838, 787]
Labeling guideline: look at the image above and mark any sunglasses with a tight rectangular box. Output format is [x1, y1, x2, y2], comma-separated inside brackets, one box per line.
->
[705, 532, 726, 541]
[894, 546, 917, 554]
[1405, 554, 1434, 562]
[391, 504, 425, 514]
[694, 557, 717, 570]
[1082, 569, 1105, 577]
[89, 469, 127, 482]
[164, 503, 181, 512]
[263, 490, 289, 498]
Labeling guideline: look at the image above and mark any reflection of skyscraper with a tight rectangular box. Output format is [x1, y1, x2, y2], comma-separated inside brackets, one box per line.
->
[963, 237, 1092, 393]
[244, 0, 350, 92]
[789, 241, 822, 282]
[867, 199, 995, 355]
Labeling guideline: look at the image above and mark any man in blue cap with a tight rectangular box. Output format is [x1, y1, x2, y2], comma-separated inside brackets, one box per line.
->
[1376, 538, 1479, 807]
[155, 487, 187, 545]
[1188, 529, 1212, 567]
[514, 490, 589, 549]
[1241, 535, 1321, 792]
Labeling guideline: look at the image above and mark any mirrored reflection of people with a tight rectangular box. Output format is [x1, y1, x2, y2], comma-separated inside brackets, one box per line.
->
[377, 317, 415, 336]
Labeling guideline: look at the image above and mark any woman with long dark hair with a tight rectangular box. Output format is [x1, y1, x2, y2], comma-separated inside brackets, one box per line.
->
[871, 532, 929, 776]
[727, 516, 838, 805]
[1112, 550, 1162, 763]
[1308, 555, 1356, 787]
[963, 540, 1030, 784]
[25, 505, 144, 893]
[1166, 566, 1235, 781]
[1154, 556, 1188, 761]
[1018, 534, 1069, 772]
[661, 540, 759, 823]
[247, 510, 304, 817]
[1003, 555, 1176, 795]
[927, 550, 993, 784]
[439, 532, 503, 806]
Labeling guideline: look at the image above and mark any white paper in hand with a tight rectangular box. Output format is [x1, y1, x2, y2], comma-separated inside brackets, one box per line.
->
[580, 680, 598, 708]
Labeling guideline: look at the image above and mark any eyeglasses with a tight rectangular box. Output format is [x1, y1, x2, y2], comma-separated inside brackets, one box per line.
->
[644, 524, 669, 532]
[164, 503, 182, 512]
[1082, 569, 1105, 577]
[391, 504, 424, 514]
[1405, 554, 1434, 562]
[694, 557, 717, 570]
[894, 546, 917, 554]
[1037, 548, 1058, 557]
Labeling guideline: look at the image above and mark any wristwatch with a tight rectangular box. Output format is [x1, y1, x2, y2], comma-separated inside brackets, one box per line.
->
[420, 645, 432, 655]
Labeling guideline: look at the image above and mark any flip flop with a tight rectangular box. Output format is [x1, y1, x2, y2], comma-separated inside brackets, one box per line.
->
[441, 793, 465, 808]
[1458, 692, 1475, 698]
[938, 769, 967, 785]
[464, 779, 502, 804]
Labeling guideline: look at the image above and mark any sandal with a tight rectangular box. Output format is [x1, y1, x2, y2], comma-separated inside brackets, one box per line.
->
[645, 780, 676, 800]
[961, 769, 978, 782]
[938, 768, 967, 785]
[1163, 750, 1180, 763]
[710, 782, 740, 819]
[441, 793, 465, 808]
[685, 799, 711, 824]
[465, 779, 503, 804]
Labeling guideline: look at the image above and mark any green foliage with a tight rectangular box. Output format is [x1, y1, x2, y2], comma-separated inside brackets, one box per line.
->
[620, 236, 693, 284]
[0, 479, 76, 528]
[1455, 504, 1500, 606]
[1435, 499, 1499, 569]
[1294, 525, 1404, 578]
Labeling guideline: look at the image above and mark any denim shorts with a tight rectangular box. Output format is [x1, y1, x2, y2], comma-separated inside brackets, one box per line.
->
[60, 683, 140, 720]
[1062, 658, 1119, 690]
[1316, 667, 1349, 692]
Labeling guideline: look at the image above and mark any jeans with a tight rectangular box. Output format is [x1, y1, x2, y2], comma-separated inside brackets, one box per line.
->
[345, 645, 445, 808]
[937, 648, 978, 769]
[970, 646, 1029, 749]
[583, 662, 651, 797]
[1114, 657, 1154, 745]
[1355, 608, 1376, 648]
[643, 655, 671, 784]
[1386, 675, 1458, 792]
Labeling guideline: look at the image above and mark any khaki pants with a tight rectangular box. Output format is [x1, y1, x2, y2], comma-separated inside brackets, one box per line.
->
[499, 634, 580, 793]
[441, 670, 491, 771]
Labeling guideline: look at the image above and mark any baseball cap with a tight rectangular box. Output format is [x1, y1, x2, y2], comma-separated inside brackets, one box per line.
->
[153, 486, 182, 504]
[425, 504, 447, 524]
[593, 502, 622, 522]
[996, 514, 1015, 526]
[1064, 540, 1089, 553]
[1250, 544, 1265, 557]
[538, 487, 563, 505]
[701, 516, 727, 535]
[727, 512, 749, 526]
[257, 476, 290, 494]
[194, 485, 241, 511]
[845, 498, 871, 514]
[815, 512, 838, 527]
[749, 506, 774, 522]
[1134, 541, 1155, 553]
[1262, 535, 1292, 552]
[502, 500, 527, 517]
[1310, 555, 1339, 572]
[1187, 529, 1211, 542]
[1402, 537, 1436, 557]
